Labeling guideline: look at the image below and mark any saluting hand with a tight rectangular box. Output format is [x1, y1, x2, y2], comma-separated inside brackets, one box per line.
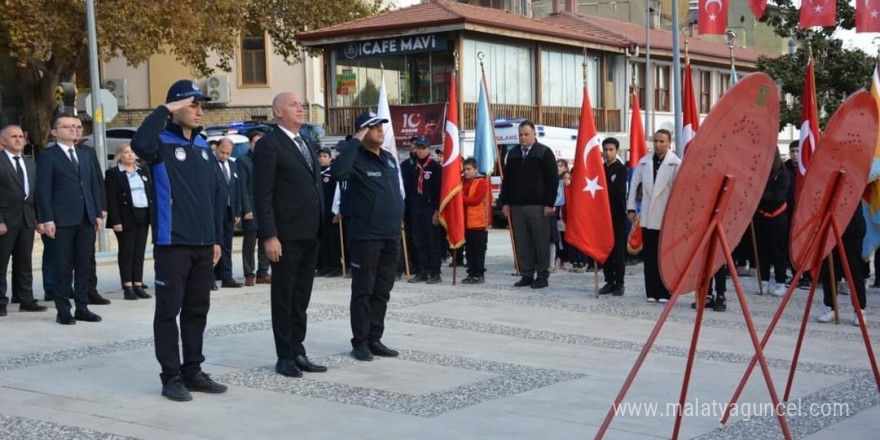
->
[163, 97, 195, 114]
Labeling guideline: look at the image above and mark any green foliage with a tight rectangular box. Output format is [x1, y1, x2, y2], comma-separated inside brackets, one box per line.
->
[757, 0, 874, 129]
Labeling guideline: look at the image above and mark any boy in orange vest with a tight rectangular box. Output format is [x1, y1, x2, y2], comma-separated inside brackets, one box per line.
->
[461, 158, 492, 284]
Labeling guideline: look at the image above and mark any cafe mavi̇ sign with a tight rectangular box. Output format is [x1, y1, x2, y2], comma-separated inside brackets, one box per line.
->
[340, 34, 447, 60]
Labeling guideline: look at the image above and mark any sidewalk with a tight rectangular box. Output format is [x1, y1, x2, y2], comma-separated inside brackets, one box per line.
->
[1, 229, 879, 439]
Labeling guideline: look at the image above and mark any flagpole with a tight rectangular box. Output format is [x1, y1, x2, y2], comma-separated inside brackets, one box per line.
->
[671, 0, 683, 155]
[479, 51, 521, 275]
[582, 48, 602, 299]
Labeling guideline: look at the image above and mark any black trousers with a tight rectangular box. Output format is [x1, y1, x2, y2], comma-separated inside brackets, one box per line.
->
[642, 228, 669, 300]
[411, 208, 440, 277]
[0, 223, 36, 306]
[511, 205, 552, 278]
[41, 233, 55, 300]
[350, 239, 398, 346]
[755, 212, 789, 283]
[317, 221, 342, 271]
[271, 238, 318, 359]
[706, 265, 727, 296]
[52, 216, 96, 315]
[213, 208, 234, 281]
[241, 230, 270, 278]
[465, 229, 488, 278]
[603, 215, 626, 286]
[821, 238, 867, 310]
[153, 245, 214, 383]
[114, 208, 149, 285]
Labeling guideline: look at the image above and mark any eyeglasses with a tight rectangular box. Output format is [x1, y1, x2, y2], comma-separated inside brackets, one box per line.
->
[56, 125, 84, 130]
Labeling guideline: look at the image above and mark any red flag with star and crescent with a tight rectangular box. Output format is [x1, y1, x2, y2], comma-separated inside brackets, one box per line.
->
[749, 0, 767, 19]
[698, 0, 729, 35]
[857, 0, 880, 33]
[796, 57, 820, 199]
[566, 86, 613, 263]
[438, 72, 465, 249]
[799, 0, 837, 28]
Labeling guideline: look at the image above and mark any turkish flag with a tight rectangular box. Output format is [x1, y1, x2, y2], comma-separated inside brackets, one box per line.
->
[566, 87, 614, 263]
[749, 0, 767, 19]
[796, 58, 820, 199]
[681, 62, 700, 158]
[799, 0, 836, 28]
[698, 0, 729, 35]
[439, 72, 465, 249]
[856, 0, 880, 33]
[628, 92, 646, 179]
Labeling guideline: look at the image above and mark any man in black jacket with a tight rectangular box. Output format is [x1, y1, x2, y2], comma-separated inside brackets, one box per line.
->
[212, 138, 242, 288]
[331, 111, 404, 362]
[254, 92, 327, 378]
[600, 138, 627, 296]
[237, 131, 270, 286]
[132, 79, 227, 402]
[401, 135, 442, 284]
[498, 120, 558, 289]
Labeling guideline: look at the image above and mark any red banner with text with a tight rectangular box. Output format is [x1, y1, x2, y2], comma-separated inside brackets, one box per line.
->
[389, 103, 448, 150]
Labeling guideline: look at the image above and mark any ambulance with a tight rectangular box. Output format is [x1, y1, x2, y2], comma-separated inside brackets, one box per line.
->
[461, 119, 580, 227]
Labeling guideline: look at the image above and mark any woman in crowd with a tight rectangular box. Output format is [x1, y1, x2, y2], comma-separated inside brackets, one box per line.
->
[105, 144, 153, 300]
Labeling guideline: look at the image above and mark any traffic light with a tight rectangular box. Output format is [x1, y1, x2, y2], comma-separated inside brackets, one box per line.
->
[54, 82, 77, 115]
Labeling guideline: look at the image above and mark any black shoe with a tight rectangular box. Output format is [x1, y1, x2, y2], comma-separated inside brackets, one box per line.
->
[294, 355, 327, 373]
[162, 376, 193, 402]
[368, 341, 399, 357]
[221, 279, 243, 288]
[472, 276, 485, 284]
[0, 305, 6, 317]
[275, 358, 303, 377]
[19, 302, 48, 312]
[426, 275, 441, 284]
[182, 371, 227, 394]
[134, 286, 151, 299]
[74, 309, 102, 322]
[142, 283, 149, 289]
[612, 284, 625, 296]
[691, 295, 715, 310]
[123, 287, 139, 300]
[531, 277, 549, 289]
[408, 273, 428, 283]
[56, 313, 76, 325]
[514, 276, 534, 287]
[210, 284, 219, 291]
[351, 344, 373, 361]
[799, 278, 812, 290]
[599, 283, 614, 295]
[714, 296, 727, 312]
[461, 276, 476, 284]
[89, 294, 111, 305]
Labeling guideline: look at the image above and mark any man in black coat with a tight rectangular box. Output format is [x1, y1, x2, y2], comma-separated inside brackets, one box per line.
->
[237, 131, 271, 286]
[600, 138, 628, 296]
[212, 138, 242, 288]
[498, 120, 558, 289]
[36, 113, 104, 324]
[254, 92, 327, 378]
[0, 125, 47, 315]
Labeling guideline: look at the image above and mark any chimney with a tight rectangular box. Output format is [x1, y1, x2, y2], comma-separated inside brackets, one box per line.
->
[565, 0, 576, 13]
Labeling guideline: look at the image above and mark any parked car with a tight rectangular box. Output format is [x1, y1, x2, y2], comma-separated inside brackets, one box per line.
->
[73, 126, 139, 169]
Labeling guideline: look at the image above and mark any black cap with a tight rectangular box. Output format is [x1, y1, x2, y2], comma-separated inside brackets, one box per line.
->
[165, 79, 211, 103]
[354, 111, 388, 130]
[411, 135, 430, 148]
[318, 147, 332, 156]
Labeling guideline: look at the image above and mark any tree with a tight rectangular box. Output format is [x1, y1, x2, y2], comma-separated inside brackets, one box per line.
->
[0, 0, 382, 149]
[757, 0, 875, 129]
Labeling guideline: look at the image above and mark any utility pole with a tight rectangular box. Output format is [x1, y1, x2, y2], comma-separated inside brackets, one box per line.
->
[86, 0, 109, 252]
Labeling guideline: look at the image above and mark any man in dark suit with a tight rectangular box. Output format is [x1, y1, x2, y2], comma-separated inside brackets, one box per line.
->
[254, 92, 326, 378]
[237, 131, 271, 286]
[0, 125, 48, 316]
[212, 137, 242, 289]
[36, 114, 104, 324]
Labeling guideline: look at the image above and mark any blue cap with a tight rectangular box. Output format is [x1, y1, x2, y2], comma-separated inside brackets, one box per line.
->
[411, 135, 430, 147]
[165, 79, 212, 103]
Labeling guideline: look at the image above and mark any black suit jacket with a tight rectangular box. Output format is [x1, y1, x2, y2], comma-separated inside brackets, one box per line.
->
[105, 166, 154, 229]
[0, 153, 37, 229]
[36, 144, 103, 227]
[236, 151, 258, 232]
[215, 159, 241, 220]
[253, 128, 323, 241]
